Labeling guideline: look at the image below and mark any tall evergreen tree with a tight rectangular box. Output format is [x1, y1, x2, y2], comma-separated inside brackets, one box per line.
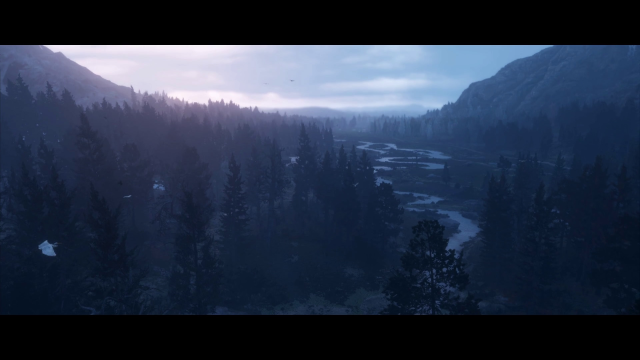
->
[363, 183, 404, 251]
[333, 162, 359, 248]
[84, 183, 145, 315]
[355, 150, 376, 212]
[590, 163, 640, 314]
[3, 163, 49, 314]
[36, 137, 55, 185]
[336, 144, 348, 181]
[245, 145, 266, 225]
[169, 190, 220, 315]
[381, 220, 480, 315]
[568, 155, 584, 181]
[316, 151, 335, 230]
[512, 153, 543, 248]
[264, 139, 289, 249]
[442, 162, 451, 185]
[479, 173, 515, 290]
[516, 182, 558, 313]
[118, 143, 153, 232]
[292, 123, 317, 218]
[349, 145, 359, 172]
[549, 151, 567, 192]
[219, 154, 249, 268]
[74, 113, 118, 211]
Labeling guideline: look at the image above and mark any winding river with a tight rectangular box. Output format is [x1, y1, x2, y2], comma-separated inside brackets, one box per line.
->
[358, 140, 480, 251]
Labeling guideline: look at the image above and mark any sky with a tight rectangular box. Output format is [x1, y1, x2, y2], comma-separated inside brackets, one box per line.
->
[45, 45, 552, 111]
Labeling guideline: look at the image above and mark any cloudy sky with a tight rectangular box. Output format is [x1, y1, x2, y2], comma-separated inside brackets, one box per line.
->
[45, 45, 551, 111]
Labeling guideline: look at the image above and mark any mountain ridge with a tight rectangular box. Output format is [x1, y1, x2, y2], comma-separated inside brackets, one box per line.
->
[0, 45, 134, 107]
[436, 45, 640, 126]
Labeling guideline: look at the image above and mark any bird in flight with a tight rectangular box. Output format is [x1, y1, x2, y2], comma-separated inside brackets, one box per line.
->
[39, 240, 59, 257]
[123, 195, 132, 199]
[290, 80, 294, 82]
[264, 83, 268, 85]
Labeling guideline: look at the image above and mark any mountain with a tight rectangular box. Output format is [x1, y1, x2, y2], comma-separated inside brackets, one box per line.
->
[261, 107, 352, 118]
[264, 105, 431, 118]
[436, 45, 640, 125]
[0, 45, 134, 107]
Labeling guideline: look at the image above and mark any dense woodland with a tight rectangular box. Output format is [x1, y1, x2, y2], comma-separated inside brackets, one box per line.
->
[1, 73, 639, 315]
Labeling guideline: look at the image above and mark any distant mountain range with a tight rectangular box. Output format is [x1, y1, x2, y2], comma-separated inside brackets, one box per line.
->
[437, 45, 640, 125]
[2, 45, 639, 123]
[0, 45, 133, 107]
[0, 45, 434, 117]
[262, 105, 432, 118]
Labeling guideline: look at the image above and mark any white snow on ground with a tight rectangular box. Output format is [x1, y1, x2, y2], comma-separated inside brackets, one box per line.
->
[437, 210, 480, 251]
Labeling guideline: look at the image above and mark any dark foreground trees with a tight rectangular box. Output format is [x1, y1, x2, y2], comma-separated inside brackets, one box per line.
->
[381, 220, 480, 315]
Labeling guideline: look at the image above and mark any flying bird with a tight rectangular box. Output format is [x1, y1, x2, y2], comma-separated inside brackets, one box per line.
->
[290, 80, 294, 82]
[123, 195, 132, 198]
[38, 240, 59, 257]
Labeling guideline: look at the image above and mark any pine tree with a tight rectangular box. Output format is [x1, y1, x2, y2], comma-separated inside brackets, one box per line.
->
[12, 134, 35, 176]
[316, 151, 335, 229]
[442, 162, 451, 185]
[118, 143, 153, 232]
[355, 150, 376, 211]
[43, 164, 85, 313]
[590, 163, 640, 314]
[349, 145, 359, 171]
[333, 162, 359, 248]
[264, 139, 289, 249]
[336, 144, 348, 181]
[481, 171, 491, 194]
[245, 145, 266, 224]
[381, 220, 480, 315]
[219, 153, 249, 268]
[292, 123, 317, 218]
[612, 164, 633, 216]
[479, 173, 515, 290]
[3, 163, 49, 314]
[568, 155, 584, 181]
[74, 113, 118, 211]
[516, 182, 558, 313]
[84, 183, 145, 315]
[36, 137, 55, 185]
[549, 151, 567, 192]
[363, 183, 404, 251]
[169, 190, 220, 315]
[512, 153, 543, 249]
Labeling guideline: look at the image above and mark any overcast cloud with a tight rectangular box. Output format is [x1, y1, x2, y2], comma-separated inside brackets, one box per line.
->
[44, 45, 552, 110]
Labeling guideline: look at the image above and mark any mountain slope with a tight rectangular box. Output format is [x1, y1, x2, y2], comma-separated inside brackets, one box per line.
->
[0, 45, 133, 107]
[438, 45, 640, 124]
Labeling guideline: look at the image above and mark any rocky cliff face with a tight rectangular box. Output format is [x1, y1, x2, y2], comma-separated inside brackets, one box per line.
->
[0, 45, 132, 107]
[437, 45, 640, 127]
